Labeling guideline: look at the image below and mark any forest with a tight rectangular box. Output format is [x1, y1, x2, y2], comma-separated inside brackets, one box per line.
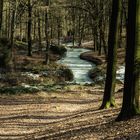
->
[0, 0, 140, 139]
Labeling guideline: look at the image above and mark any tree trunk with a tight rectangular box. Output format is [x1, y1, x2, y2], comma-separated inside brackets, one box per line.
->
[78, 14, 86, 47]
[37, 9, 42, 52]
[117, 0, 140, 121]
[119, 2, 123, 48]
[7, 1, 11, 39]
[33, 14, 36, 41]
[41, 11, 45, 40]
[57, 17, 61, 46]
[27, 0, 32, 56]
[45, 6, 49, 64]
[10, 9, 16, 48]
[72, 4, 75, 48]
[98, 0, 103, 56]
[19, 16, 22, 41]
[8, 0, 17, 72]
[100, 0, 121, 109]
[0, 0, 3, 34]
[50, 14, 53, 42]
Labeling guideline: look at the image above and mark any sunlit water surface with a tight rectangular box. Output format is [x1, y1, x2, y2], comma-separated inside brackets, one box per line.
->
[58, 47, 96, 84]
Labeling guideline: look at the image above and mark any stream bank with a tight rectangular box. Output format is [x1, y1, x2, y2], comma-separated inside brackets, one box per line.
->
[0, 42, 72, 92]
[80, 47, 125, 84]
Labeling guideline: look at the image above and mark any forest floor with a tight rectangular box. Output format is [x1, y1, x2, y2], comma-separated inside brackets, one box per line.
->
[0, 41, 140, 140]
[0, 84, 140, 140]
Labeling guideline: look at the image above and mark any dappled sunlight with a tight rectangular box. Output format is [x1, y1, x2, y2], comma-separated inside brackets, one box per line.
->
[0, 85, 124, 139]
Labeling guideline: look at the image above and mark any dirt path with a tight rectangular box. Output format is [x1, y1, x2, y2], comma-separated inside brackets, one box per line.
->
[0, 85, 140, 140]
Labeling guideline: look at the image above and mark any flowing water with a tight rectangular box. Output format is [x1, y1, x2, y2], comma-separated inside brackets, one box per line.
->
[58, 47, 96, 84]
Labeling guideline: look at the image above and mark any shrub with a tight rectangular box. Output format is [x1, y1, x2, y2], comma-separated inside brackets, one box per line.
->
[58, 68, 74, 81]
[22, 37, 27, 42]
[50, 44, 67, 56]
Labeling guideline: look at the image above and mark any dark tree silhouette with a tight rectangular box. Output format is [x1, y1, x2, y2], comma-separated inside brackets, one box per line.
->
[117, 0, 140, 121]
[27, 0, 32, 56]
[0, 0, 3, 32]
[45, 0, 50, 64]
[100, 0, 121, 109]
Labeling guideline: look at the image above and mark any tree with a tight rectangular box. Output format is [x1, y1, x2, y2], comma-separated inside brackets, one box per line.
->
[27, 0, 32, 56]
[100, 0, 121, 109]
[0, 38, 12, 70]
[10, 0, 17, 48]
[45, 0, 50, 64]
[0, 0, 3, 33]
[117, 0, 140, 121]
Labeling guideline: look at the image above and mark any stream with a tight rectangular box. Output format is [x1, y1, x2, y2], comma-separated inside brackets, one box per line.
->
[58, 44, 125, 85]
[18, 44, 125, 91]
[58, 47, 96, 84]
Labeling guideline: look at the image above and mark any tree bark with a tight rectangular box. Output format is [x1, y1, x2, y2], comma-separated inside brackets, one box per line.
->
[37, 9, 42, 52]
[117, 0, 140, 121]
[100, 0, 121, 109]
[10, 9, 16, 48]
[57, 17, 61, 46]
[0, 0, 3, 34]
[45, 2, 50, 64]
[27, 0, 32, 56]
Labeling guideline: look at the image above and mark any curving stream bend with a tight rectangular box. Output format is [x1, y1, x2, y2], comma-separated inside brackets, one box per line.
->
[58, 47, 96, 84]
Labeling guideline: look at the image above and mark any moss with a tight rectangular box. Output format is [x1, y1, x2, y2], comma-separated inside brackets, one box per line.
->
[134, 58, 140, 73]
[100, 98, 116, 109]
[104, 101, 115, 109]
[105, 101, 111, 109]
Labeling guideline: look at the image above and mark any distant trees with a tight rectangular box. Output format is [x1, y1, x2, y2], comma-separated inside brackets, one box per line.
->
[100, 0, 121, 109]
[117, 0, 140, 121]
[65, 0, 113, 54]
[0, 0, 114, 56]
